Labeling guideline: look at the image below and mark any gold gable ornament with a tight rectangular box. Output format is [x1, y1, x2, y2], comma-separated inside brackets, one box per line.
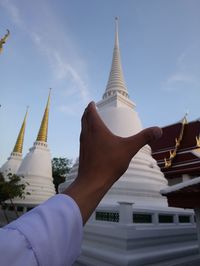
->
[0, 29, 10, 54]
[196, 136, 200, 148]
[164, 114, 187, 169]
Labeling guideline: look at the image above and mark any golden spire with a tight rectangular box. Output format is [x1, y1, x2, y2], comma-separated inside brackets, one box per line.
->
[0, 29, 10, 54]
[13, 107, 28, 153]
[36, 89, 51, 142]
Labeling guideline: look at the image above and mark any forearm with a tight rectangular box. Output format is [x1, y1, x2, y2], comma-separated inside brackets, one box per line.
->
[64, 176, 112, 225]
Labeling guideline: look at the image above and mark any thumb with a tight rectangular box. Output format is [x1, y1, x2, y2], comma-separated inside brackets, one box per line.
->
[125, 127, 162, 157]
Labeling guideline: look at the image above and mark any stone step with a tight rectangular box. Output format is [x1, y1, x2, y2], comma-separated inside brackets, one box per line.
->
[147, 254, 200, 266]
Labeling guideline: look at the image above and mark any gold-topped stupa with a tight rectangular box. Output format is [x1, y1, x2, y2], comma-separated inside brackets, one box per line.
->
[0, 108, 28, 179]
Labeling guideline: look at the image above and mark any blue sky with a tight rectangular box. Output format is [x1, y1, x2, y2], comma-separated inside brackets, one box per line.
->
[1, 0, 200, 165]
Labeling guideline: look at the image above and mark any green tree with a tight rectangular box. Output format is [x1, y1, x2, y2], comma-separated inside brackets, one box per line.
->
[0, 172, 29, 222]
[52, 157, 72, 193]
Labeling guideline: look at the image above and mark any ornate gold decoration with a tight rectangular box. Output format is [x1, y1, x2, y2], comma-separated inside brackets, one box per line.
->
[0, 29, 10, 54]
[196, 136, 200, 148]
[13, 107, 28, 153]
[36, 89, 51, 142]
[164, 158, 171, 168]
[164, 113, 187, 168]
[169, 150, 176, 159]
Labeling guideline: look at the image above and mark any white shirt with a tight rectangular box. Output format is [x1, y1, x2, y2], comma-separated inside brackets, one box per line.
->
[0, 194, 83, 266]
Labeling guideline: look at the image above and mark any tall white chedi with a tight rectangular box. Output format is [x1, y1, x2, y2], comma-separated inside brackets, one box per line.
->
[15, 91, 56, 206]
[0, 109, 28, 181]
[61, 18, 168, 207]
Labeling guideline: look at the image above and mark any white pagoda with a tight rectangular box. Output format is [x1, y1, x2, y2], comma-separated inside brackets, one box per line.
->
[0, 109, 28, 181]
[14, 91, 55, 208]
[61, 18, 168, 208]
[60, 19, 200, 265]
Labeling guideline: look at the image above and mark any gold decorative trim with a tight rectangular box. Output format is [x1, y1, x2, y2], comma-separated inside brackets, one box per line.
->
[0, 29, 10, 54]
[196, 136, 200, 148]
[164, 114, 187, 168]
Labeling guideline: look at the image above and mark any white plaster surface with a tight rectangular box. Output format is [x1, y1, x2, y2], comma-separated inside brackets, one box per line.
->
[15, 141, 55, 205]
[0, 152, 22, 181]
[61, 93, 168, 207]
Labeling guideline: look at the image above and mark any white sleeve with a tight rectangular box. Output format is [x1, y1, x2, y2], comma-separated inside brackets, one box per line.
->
[0, 194, 83, 266]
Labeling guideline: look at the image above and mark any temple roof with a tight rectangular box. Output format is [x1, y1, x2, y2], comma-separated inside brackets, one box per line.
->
[161, 176, 200, 208]
[151, 118, 200, 178]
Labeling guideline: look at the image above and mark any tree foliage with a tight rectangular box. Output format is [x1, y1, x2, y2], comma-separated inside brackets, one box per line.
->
[52, 157, 72, 193]
[0, 173, 27, 203]
[0, 172, 29, 222]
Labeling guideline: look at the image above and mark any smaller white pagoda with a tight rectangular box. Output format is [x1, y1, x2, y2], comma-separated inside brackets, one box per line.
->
[0, 109, 28, 181]
[14, 90, 56, 207]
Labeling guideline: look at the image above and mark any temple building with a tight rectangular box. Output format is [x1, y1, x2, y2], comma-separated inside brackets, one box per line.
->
[14, 91, 55, 208]
[150, 118, 200, 254]
[151, 117, 200, 186]
[60, 19, 200, 265]
[0, 109, 28, 180]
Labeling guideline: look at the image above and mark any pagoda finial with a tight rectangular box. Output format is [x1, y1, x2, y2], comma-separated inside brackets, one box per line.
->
[0, 29, 10, 54]
[36, 89, 51, 142]
[103, 18, 129, 99]
[114, 17, 119, 48]
[13, 107, 29, 154]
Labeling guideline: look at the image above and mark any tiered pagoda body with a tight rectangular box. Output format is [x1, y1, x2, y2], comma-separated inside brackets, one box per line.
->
[61, 18, 168, 208]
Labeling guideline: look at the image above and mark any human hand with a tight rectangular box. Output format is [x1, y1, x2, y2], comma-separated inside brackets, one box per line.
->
[65, 102, 162, 224]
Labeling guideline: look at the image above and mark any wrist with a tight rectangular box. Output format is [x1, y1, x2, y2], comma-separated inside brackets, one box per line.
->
[63, 174, 112, 224]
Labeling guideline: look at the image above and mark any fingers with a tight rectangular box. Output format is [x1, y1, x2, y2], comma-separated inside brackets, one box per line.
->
[125, 127, 162, 157]
[87, 101, 113, 134]
[81, 103, 91, 134]
[81, 101, 100, 135]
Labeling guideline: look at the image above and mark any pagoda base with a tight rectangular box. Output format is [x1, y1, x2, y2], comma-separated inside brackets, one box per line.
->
[74, 203, 199, 266]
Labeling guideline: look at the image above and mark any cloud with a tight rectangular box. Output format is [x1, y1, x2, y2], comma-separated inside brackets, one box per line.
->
[31, 32, 90, 103]
[0, 0, 23, 26]
[165, 72, 197, 88]
[1, 0, 91, 105]
[59, 103, 83, 116]
[162, 46, 200, 92]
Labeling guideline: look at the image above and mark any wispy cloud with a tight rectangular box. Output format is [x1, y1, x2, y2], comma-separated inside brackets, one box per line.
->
[1, 0, 91, 108]
[162, 45, 200, 92]
[31, 32, 90, 103]
[1, 0, 23, 26]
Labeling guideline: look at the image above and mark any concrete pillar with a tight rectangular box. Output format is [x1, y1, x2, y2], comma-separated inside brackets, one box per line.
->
[152, 212, 159, 225]
[118, 202, 133, 224]
[190, 214, 195, 225]
[174, 214, 179, 225]
[194, 208, 200, 253]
